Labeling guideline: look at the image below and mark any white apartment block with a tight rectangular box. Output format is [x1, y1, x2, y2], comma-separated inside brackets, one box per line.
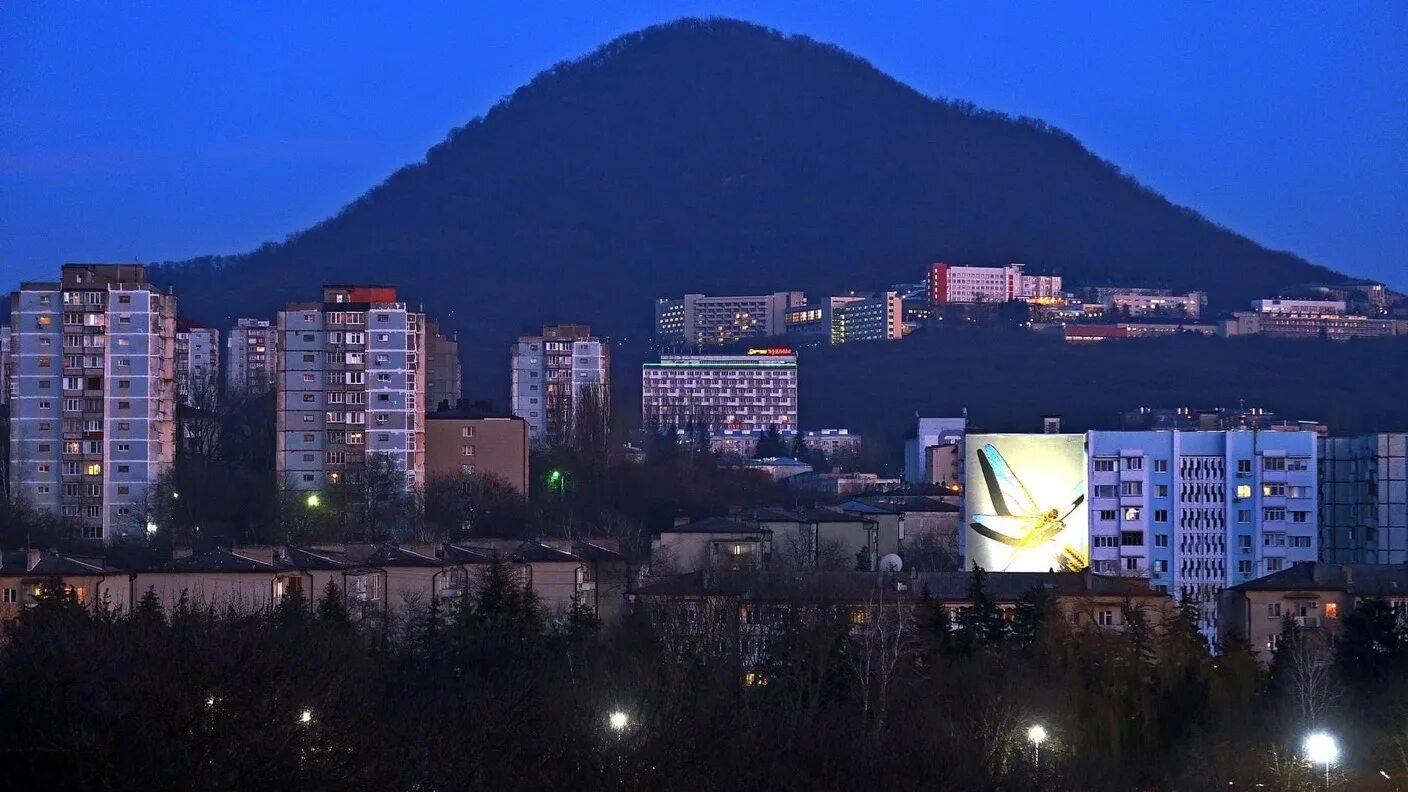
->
[655, 292, 805, 346]
[510, 324, 608, 445]
[174, 323, 219, 407]
[1111, 292, 1206, 318]
[642, 352, 797, 433]
[276, 286, 425, 494]
[227, 318, 278, 398]
[833, 292, 903, 343]
[7, 264, 177, 543]
[1252, 298, 1347, 315]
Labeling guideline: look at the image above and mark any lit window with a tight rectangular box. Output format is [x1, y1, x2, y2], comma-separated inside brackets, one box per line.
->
[1325, 602, 1339, 618]
[85, 463, 102, 476]
[1235, 485, 1252, 499]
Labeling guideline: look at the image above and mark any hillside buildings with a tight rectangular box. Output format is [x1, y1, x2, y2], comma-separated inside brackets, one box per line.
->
[655, 292, 804, 346]
[226, 318, 278, 398]
[425, 405, 530, 493]
[783, 296, 863, 345]
[275, 286, 426, 494]
[425, 321, 462, 412]
[642, 349, 797, 433]
[709, 427, 861, 458]
[1221, 298, 1400, 340]
[510, 324, 609, 446]
[783, 292, 903, 344]
[927, 263, 1060, 305]
[1110, 291, 1206, 318]
[7, 264, 177, 543]
[1319, 434, 1408, 564]
[174, 322, 218, 407]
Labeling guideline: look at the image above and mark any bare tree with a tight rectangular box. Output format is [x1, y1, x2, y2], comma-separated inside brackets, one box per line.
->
[846, 576, 917, 734]
[1284, 630, 1340, 729]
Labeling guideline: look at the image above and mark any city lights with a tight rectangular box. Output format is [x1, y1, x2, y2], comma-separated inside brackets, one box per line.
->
[306, 493, 320, 508]
[1303, 732, 1338, 790]
[608, 711, 629, 732]
[299, 708, 314, 725]
[1027, 724, 1048, 769]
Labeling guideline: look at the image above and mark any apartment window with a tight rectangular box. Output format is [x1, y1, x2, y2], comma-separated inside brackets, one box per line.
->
[64, 398, 81, 412]
[1154, 509, 1168, 523]
[116, 465, 129, 473]
[117, 422, 129, 431]
[1291, 511, 1310, 524]
[348, 432, 363, 445]
[1287, 458, 1310, 472]
[116, 443, 130, 452]
[302, 415, 315, 423]
[118, 379, 130, 389]
[374, 354, 389, 365]
[302, 473, 315, 483]
[1153, 459, 1168, 473]
[1094, 485, 1116, 498]
[302, 373, 316, 382]
[1098, 510, 1117, 522]
[39, 401, 52, 410]
[1154, 534, 1169, 548]
[1290, 536, 1312, 548]
[1123, 507, 1141, 521]
[39, 422, 51, 431]
[85, 463, 101, 476]
[1264, 457, 1287, 472]
[118, 401, 130, 410]
[376, 314, 389, 322]
[1121, 456, 1143, 471]
[1264, 533, 1287, 547]
[1234, 484, 1252, 499]
[377, 433, 389, 442]
[1264, 508, 1286, 522]
[302, 433, 315, 442]
[377, 372, 391, 382]
[1154, 484, 1168, 498]
[302, 454, 315, 462]
[461, 465, 476, 475]
[1267, 603, 1282, 618]
[1263, 483, 1286, 497]
[1098, 610, 1115, 627]
[461, 427, 475, 438]
[117, 486, 129, 495]
[1238, 560, 1252, 575]
[117, 359, 129, 367]
[302, 334, 315, 342]
[116, 507, 130, 517]
[1123, 557, 1140, 571]
[1093, 458, 1115, 473]
[1288, 485, 1310, 499]
[1120, 481, 1143, 496]
[375, 414, 388, 426]
[1267, 558, 1284, 572]
[36, 486, 50, 495]
[1325, 602, 1339, 618]
[37, 463, 51, 474]
[83, 524, 102, 539]
[1119, 531, 1144, 546]
[1237, 459, 1252, 474]
[377, 333, 389, 342]
[326, 452, 346, 464]
[302, 394, 316, 403]
[1238, 510, 1252, 524]
[1153, 560, 1168, 573]
[461, 445, 475, 456]
[2, 589, 16, 604]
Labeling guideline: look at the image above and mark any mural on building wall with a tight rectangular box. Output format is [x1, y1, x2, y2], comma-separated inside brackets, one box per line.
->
[965, 435, 1088, 572]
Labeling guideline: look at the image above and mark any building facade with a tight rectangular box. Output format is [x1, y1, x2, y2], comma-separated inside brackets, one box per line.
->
[7, 264, 177, 542]
[642, 350, 797, 433]
[1319, 434, 1408, 564]
[1111, 292, 1206, 318]
[425, 321, 462, 412]
[0, 324, 10, 404]
[425, 409, 530, 493]
[708, 428, 860, 458]
[1086, 430, 1318, 637]
[928, 263, 1060, 305]
[510, 324, 609, 446]
[174, 322, 219, 407]
[275, 286, 426, 494]
[655, 292, 804, 346]
[226, 318, 278, 399]
[833, 292, 903, 343]
[783, 296, 863, 345]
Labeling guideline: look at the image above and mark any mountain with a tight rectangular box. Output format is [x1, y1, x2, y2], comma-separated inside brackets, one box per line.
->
[157, 17, 1349, 385]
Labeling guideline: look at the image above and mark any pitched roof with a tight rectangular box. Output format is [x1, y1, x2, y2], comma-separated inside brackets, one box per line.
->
[442, 544, 499, 564]
[851, 495, 960, 513]
[658, 516, 767, 535]
[511, 542, 582, 563]
[797, 507, 875, 524]
[279, 546, 352, 571]
[633, 569, 1167, 603]
[356, 544, 445, 568]
[164, 548, 277, 573]
[914, 570, 1165, 600]
[0, 551, 109, 576]
[1234, 561, 1408, 596]
[572, 542, 627, 562]
[738, 507, 804, 523]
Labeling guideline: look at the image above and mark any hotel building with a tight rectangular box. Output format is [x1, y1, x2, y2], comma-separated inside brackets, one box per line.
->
[641, 350, 797, 433]
[655, 292, 804, 346]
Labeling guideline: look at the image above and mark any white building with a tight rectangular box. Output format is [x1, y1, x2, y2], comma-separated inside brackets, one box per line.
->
[1111, 292, 1207, 318]
[7, 264, 177, 543]
[175, 323, 219, 407]
[276, 286, 426, 493]
[904, 416, 966, 483]
[510, 324, 609, 446]
[655, 292, 804, 346]
[642, 351, 797, 433]
[1252, 298, 1346, 315]
[833, 292, 904, 343]
[226, 318, 278, 398]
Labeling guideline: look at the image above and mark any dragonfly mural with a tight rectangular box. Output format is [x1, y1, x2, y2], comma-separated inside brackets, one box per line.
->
[969, 443, 1088, 572]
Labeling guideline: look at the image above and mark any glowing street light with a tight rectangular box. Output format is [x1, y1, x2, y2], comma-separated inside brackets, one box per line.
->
[299, 708, 314, 725]
[608, 711, 629, 732]
[306, 493, 321, 509]
[1027, 724, 1048, 770]
[145, 521, 158, 536]
[1303, 731, 1338, 790]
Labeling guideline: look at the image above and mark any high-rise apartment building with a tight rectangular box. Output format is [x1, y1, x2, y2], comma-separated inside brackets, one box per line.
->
[1319, 434, 1408, 564]
[174, 322, 219, 407]
[226, 318, 278, 398]
[655, 292, 805, 346]
[0, 324, 11, 404]
[1085, 430, 1318, 637]
[7, 264, 177, 542]
[276, 286, 426, 494]
[510, 324, 609, 445]
[833, 292, 903, 343]
[641, 350, 797, 433]
[927, 263, 1060, 304]
[425, 321, 462, 412]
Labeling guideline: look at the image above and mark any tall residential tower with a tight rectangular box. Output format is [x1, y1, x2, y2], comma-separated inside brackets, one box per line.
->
[510, 324, 609, 445]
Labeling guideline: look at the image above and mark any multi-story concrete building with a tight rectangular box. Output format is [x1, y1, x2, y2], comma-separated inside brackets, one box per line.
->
[904, 416, 966, 484]
[928, 263, 1060, 305]
[655, 292, 804, 346]
[642, 350, 797, 433]
[226, 318, 278, 399]
[1111, 292, 1207, 319]
[1319, 434, 1408, 564]
[425, 321, 462, 412]
[833, 292, 903, 343]
[1221, 310, 1398, 340]
[783, 296, 863, 345]
[276, 286, 426, 494]
[7, 264, 177, 542]
[1252, 298, 1347, 315]
[425, 406, 530, 493]
[1086, 430, 1318, 637]
[708, 427, 861, 458]
[174, 321, 219, 407]
[510, 324, 608, 446]
[0, 324, 11, 404]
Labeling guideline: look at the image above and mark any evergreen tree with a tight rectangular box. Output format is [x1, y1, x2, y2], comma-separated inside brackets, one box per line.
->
[275, 585, 309, 625]
[789, 431, 808, 461]
[317, 579, 351, 626]
[1011, 584, 1057, 650]
[953, 563, 1006, 652]
[855, 545, 872, 572]
[754, 425, 787, 459]
[132, 586, 165, 626]
[1335, 596, 1405, 691]
[565, 595, 600, 641]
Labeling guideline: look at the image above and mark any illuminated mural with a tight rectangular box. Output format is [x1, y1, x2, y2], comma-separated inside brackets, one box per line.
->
[964, 434, 1088, 572]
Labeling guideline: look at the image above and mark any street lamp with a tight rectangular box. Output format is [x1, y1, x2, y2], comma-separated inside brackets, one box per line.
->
[1303, 731, 1338, 791]
[306, 493, 321, 509]
[299, 708, 314, 725]
[1027, 724, 1048, 770]
[548, 469, 565, 493]
[608, 711, 629, 732]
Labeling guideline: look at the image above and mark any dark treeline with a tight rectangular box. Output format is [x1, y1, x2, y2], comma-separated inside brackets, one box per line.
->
[4, 568, 1408, 789]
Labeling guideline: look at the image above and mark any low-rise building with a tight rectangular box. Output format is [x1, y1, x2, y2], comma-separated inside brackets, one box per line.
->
[783, 471, 902, 499]
[424, 405, 530, 492]
[708, 428, 861, 458]
[905, 416, 966, 485]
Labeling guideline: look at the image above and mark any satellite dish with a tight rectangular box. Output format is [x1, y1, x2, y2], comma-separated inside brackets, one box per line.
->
[879, 554, 903, 573]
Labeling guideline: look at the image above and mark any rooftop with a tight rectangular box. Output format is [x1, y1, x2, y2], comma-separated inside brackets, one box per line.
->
[1234, 561, 1408, 596]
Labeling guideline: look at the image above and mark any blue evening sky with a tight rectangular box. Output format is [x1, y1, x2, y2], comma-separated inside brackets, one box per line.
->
[2, 2, 1404, 287]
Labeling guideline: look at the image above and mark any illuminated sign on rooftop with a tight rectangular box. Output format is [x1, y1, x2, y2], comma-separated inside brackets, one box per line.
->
[746, 347, 794, 356]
